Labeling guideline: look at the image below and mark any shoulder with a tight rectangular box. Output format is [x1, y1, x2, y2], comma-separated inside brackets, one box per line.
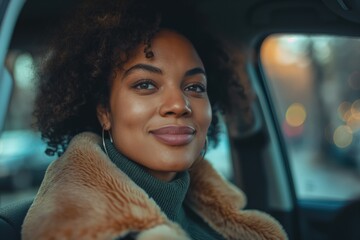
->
[187, 159, 288, 240]
[22, 132, 183, 240]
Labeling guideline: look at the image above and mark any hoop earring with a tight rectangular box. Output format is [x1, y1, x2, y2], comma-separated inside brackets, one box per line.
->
[102, 126, 113, 157]
[108, 130, 113, 143]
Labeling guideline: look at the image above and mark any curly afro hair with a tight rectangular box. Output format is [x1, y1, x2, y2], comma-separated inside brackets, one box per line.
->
[34, 0, 240, 156]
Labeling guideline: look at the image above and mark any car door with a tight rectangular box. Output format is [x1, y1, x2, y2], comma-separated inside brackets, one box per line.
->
[259, 32, 360, 240]
[193, 1, 360, 240]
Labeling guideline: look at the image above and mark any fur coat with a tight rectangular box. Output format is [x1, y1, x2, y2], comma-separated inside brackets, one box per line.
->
[22, 132, 287, 240]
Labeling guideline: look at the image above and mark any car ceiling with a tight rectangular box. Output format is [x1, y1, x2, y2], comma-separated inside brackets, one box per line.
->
[9, 0, 360, 51]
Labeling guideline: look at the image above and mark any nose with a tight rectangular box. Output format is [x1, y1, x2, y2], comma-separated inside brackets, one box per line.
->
[159, 88, 192, 117]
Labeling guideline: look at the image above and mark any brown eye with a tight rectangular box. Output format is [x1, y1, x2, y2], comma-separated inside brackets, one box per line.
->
[132, 79, 157, 90]
[185, 84, 206, 93]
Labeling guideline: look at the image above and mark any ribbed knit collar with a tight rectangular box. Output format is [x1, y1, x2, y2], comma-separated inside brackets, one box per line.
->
[104, 139, 190, 225]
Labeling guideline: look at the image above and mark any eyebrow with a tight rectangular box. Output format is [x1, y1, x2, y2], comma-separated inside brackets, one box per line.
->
[123, 64, 162, 77]
[185, 67, 206, 77]
[123, 63, 206, 78]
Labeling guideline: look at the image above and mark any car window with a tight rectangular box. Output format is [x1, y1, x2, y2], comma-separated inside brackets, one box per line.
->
[260, 34, 360, 201]
[0, 50, 54, 205]
[206, 114, 233, 181]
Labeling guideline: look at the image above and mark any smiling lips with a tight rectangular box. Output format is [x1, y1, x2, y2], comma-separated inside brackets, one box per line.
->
[150, 126, 196, 146]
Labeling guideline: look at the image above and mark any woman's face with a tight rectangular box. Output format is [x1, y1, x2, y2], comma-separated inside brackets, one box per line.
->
[97, 29, 212, 181]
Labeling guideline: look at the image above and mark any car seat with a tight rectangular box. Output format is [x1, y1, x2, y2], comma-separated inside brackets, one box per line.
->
[0, 198, 33, 240]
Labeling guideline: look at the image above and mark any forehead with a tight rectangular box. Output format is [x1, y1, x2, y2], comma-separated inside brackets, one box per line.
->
[151, 29, 195, 50]
[124, 29, 204, 69]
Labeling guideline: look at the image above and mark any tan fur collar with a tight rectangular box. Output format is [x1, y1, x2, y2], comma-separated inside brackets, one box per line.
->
[22, 132, 287, 240]
[188, 155, 287, 239]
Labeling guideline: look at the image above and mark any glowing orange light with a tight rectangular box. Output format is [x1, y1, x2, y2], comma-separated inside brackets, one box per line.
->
[286, 103, 307, 127]
[337, 101, 351, 121]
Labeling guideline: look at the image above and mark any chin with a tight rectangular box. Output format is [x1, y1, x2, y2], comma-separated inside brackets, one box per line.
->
[153, 157, 195, 172]
[139, 146, 201, 172]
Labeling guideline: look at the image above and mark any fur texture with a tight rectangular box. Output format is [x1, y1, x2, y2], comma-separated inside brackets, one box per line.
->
[22, 132, 287, 240]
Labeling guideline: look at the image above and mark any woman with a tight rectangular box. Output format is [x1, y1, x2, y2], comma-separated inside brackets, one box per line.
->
[22, 0, 287, 239]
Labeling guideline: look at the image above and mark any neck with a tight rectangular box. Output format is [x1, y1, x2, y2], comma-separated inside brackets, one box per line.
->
[103, 139, 190, 222]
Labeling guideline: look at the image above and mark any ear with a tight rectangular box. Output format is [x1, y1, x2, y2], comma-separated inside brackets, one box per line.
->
[96, 104, 111, 130]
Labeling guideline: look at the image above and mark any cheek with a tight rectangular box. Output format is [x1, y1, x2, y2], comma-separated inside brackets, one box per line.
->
[110, 94, 153, 129]
[198, 101, 212, 133]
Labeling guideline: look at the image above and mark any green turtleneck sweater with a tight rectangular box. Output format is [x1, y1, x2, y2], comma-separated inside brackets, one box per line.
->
[104, 139, 225, 240]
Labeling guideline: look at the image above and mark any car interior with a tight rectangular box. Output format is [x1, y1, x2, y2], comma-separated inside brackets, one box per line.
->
[1, 0, 360, 239]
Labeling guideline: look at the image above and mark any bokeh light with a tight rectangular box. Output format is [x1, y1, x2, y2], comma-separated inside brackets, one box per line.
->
[286, 103, 307, 127]
[13, 53, 35, 89]
[333, 125, 353, 148]
[347, 117, 360, 132]
[337, 101, 351, 122]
